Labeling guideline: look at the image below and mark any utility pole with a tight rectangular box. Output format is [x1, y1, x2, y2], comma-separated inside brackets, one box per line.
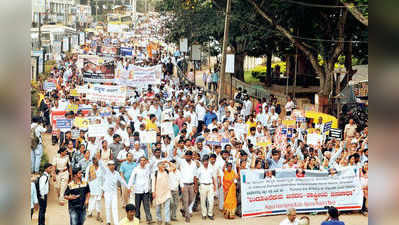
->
[218, 0, 232, 102]
[38, 12, 42, 49]
[293, 46, 298, 98]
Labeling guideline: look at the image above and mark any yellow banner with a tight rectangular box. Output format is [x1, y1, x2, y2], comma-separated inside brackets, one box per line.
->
[70, 89, 80, 97]
[74, 117, 90, 128]
[67, 104, 79, 113]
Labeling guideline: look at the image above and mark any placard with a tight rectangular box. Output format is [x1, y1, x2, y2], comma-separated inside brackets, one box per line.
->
[307, 133, 323, 146]
[63, 37, 69, 52]
[180, 38, 188, 52]
[88, 124, 107, 137]
[329, 128, 342, 140]
[191, 45, 201, 61]
[226, 54, 235, 73]
[140, 131, 157, 144]
[161, 122, 174, 136]
[44, 81, 56, 91]
[67, 104, 79, 113]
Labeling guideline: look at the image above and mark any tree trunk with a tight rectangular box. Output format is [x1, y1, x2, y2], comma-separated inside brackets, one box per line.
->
[266, 51, 272, 87]
[340, 38, 356, 92]
[234, 53, 245, 81]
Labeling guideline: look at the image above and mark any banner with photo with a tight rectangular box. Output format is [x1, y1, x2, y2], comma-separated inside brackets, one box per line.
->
[86, 84, 126, 105]
[240, 168, 363, 218]
[115, 64, 162, 87]
[97, 45, 119, 56]
[79, 55, 115, 83]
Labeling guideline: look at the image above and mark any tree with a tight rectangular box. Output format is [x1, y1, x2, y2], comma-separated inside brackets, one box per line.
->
[157, 0, 288, 81]
[246, 0, 367, 98]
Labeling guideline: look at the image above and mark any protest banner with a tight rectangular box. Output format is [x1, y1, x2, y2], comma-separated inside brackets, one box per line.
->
[67, 104, 79, 113]
[81, 56, 115, 83]
[115, 65, 162, 87]
[307, 133, 323, 146]
[74, 117, 90, 129]
[86, 84, 126, 105]
[71, 129, 80, 139]
[282, 120, 296, 127]
[88, 124, 107, 137]
[50, 110, 66, 133]
[69, 89, 80, 97]
[120, 47, 133, 56]
[56, 119, 72, 129]
[240, 168, 363, 218]
[256, 136, 272, 148]
[206, 134, 221, 146]
[161, 122, 174, 136]
[140, 131, 157, 144]
[44, 81, 56, 91]
[235, 123, 248, 136]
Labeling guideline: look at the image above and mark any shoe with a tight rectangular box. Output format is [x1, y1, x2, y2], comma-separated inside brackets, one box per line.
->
[185, 217, 190, 223]
[106, 223, 111, 225]
[157, 221, 162, 225]
[171, 218, 178, 222]
[208, 216, 214, 220]
[202, 216, 206, 220]
[87, 213, 93, 218]
[96, 215, 103, 222]
[147, 221, 155, 224]
[180, 209, 185, 217]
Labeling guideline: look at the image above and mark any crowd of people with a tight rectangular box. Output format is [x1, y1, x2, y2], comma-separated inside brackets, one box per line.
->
[30, 18, 367, 225]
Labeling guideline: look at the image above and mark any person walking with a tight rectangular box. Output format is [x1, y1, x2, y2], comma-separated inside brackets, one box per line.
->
[197, 155, 216, 220]
[38, 163, 55, 225]
[152, 161, 172, 225]
[31, 117, 46, 175]
[52, 147, 71, 206]
[64, 169, 90, 225]
[85, 155, 104, 222]
[211, 70, 219, 91]
[31, 177, 39, 219]
[167, 161, 181, 222]
[202, 71, 208, 88]
[119, 153, 137, 208]
[222, 162, 239, 219]
[128, 156, 154, 224]
[99, 159, 129, 225]
[175, 150, 198, 223]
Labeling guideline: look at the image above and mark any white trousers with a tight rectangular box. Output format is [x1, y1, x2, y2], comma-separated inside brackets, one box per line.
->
[88, 195, 102, 214]
[218, 186, 224, 210]
[199, 184, 215, 217]
[104, 191, 119, 225]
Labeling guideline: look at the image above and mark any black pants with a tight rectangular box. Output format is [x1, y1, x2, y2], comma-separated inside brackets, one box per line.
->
[31, 208, 34, 219]
[212, 82, 218, 91]
[38, 195, 47, 225]
[135, 193, 152, 221]
[361, 197, 368, 212]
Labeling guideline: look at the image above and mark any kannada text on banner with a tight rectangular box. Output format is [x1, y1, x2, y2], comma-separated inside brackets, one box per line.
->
[240, 168, 363, 218]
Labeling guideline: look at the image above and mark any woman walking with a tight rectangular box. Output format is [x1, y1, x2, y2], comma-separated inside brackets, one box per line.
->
[222, 163, 239, 219]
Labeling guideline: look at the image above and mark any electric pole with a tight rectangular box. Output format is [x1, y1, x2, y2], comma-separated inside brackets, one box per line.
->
[218, 0, 232, 101]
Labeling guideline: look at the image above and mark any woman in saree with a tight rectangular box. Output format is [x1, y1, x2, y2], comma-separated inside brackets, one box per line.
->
[223, 162, 239, 219]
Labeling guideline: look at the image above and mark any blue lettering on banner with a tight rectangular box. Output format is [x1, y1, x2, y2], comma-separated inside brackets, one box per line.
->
[56, 119, 72, 129]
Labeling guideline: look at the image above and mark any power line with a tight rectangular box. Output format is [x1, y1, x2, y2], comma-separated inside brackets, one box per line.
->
[291, 34, 368, 43]
[280, 0, 368, 8]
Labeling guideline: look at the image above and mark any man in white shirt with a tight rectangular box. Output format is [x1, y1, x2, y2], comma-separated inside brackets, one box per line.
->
[128, 156, 154, 224]
[175, 151, 198, 223]
[280, 208, 299, 225]
[38, 163, 55, 225]
[285, 96, 295, 117]
[196, 101, 206, 133]
[32, 119, 47, 174]
[167, 161, 181, 222]
[131, 141, 145, 163]
[99, 160, 129, 225]
[197, 156, 216, 220]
